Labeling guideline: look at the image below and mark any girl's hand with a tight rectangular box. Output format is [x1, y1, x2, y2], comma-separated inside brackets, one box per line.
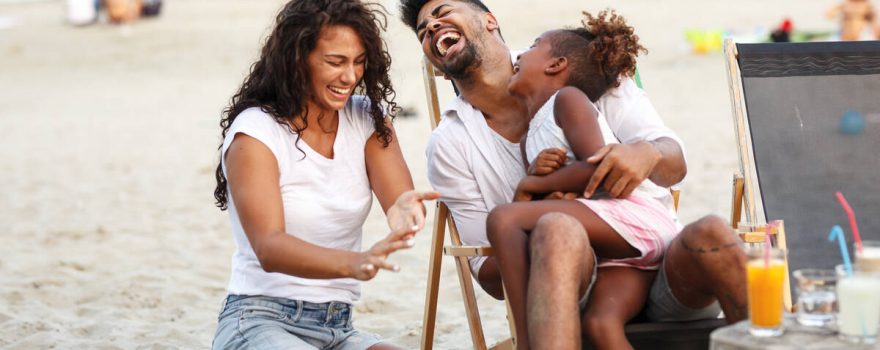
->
[513, 176, 539, 202]
[513, 188, 533, 202]
[546, 191, 579, 200]
[351, 226, 416, 281]
[386, 190, 441, 234]
[528, 147, 567, 176]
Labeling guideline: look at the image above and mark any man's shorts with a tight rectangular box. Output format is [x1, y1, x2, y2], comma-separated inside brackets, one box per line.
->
[644, 258, 723, 321]
[212, 295, 382, 350]
[578, 254, 599, 312]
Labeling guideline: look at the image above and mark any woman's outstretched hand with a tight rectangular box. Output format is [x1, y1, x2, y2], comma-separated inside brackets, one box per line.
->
[350, 226, 416, 281]
[348, 190, 439, 281]
[386, 190, 441, 234]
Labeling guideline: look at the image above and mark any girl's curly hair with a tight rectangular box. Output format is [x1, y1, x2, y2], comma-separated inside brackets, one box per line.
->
[214, 0, 398, 210]
[551, 9, 647, 101]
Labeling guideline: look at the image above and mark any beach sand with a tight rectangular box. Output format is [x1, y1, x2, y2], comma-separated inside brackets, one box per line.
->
[0, 0, 839, 348]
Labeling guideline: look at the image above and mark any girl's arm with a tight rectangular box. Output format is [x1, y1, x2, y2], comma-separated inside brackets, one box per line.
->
[516, 87, 605, 195]
[365, 118, 439, 232]
[226, 134, 409, 281]
[519, 133, 531, 170]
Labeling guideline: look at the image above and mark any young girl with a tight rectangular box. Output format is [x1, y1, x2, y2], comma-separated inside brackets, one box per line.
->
[487, 10, 681, 349]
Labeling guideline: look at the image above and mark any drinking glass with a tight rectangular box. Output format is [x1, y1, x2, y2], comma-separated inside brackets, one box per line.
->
[836, 264, 880, 344]
[747, 247, 786, 337]
[855, 240, 880, 272]
[792, 268, 837, 328]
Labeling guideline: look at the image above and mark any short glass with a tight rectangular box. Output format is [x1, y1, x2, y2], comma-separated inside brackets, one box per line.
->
[855, 240, 880, 272]
[747, 247, 786, 337]
[792, 269, 837, 328]
[835, 264, 880, 344]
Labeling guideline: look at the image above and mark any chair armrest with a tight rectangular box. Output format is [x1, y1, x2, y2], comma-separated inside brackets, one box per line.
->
[443, 245, 495, 257]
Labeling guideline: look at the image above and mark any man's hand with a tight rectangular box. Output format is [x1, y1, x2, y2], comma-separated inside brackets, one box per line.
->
[350, 226, 416, 281]
[528, 147, 567, 176]
[386, 190, 440, 236]
[583, 142, 661, 198]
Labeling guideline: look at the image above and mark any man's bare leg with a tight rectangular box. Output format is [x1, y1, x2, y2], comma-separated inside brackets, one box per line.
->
[663, 215, 748, 323]
[528, 213, 594, 350]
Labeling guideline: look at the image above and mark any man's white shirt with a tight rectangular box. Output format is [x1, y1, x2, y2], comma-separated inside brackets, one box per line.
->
[426, 76, 685, 275]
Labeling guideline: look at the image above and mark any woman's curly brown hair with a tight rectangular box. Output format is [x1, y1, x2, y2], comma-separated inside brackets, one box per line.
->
[214, 0, 398, 210]
[550, 9, 647, 101]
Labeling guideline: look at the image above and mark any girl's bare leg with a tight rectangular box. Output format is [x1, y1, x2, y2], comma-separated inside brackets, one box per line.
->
[581, 267, 656, 350]
[487, 200, 639, 349]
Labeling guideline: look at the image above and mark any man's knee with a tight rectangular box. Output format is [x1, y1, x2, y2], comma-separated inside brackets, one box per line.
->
[671, 214, 745, 268]
[679, 215, 737, 247]
[530, 212, 588, 254]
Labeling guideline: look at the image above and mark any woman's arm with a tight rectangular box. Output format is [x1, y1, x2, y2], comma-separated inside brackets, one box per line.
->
[365, 118, 439, 231]
[226, 134, 409, 281]
[516, 87, 605, 196]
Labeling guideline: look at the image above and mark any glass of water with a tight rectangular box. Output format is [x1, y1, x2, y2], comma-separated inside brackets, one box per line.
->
[793, 268, 838, 328]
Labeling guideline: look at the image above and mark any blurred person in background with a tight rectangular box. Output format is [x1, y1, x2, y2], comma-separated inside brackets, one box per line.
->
[826, 0, 878, 40]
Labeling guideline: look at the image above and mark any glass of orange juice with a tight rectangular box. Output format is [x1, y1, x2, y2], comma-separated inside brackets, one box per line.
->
[747, 247, 786, 337]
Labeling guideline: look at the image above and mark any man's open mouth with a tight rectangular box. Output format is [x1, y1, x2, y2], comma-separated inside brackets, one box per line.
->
[435, 30, 462, 57]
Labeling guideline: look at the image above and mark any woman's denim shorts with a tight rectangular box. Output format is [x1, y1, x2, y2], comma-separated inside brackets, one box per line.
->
[212, 295, 382, 350]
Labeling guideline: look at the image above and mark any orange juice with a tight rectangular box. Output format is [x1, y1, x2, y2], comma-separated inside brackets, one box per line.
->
[747, 259, 786, 328]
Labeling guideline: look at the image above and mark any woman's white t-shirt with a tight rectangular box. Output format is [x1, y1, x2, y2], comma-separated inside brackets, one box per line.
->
[220, 96, 376, 304]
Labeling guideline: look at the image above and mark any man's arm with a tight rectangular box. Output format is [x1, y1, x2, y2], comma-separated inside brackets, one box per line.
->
[426, 127, 492, 273]
[647, 137, 687, 186]
[585, 77, 687, 198]
[583, 137, 686, 200]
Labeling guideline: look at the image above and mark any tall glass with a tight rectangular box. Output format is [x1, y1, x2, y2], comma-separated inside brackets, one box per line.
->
[855, 240, 880, 272]
[836, 264, 880, 344]
[747, 248, 786, 337]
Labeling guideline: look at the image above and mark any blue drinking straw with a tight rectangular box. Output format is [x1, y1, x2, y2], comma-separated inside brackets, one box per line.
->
[828, 225, 853, 276]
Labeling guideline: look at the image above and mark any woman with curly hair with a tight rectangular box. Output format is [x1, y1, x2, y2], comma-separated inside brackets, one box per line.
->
[211, 1, 437, 349]
[486, 10, 680, 349]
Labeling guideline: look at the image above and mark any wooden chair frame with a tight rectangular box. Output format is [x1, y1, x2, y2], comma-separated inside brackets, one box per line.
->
[419, 57, 515, 350]
[724, 39, 792, 311]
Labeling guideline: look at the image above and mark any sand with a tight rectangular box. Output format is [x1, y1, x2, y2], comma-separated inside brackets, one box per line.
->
[0, 0, 841, 348]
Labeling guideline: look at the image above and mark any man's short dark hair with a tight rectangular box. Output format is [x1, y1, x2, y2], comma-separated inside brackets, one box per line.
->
[398, 0, 491, 33]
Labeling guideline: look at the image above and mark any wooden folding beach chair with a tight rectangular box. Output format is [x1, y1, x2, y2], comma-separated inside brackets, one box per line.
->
[419, 57, 727, 350]
[418, 57, 515, 350]
[724, 39, 880, 306]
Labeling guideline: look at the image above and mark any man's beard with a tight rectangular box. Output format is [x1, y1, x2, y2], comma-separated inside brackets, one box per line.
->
[439, 42, 481, 81]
